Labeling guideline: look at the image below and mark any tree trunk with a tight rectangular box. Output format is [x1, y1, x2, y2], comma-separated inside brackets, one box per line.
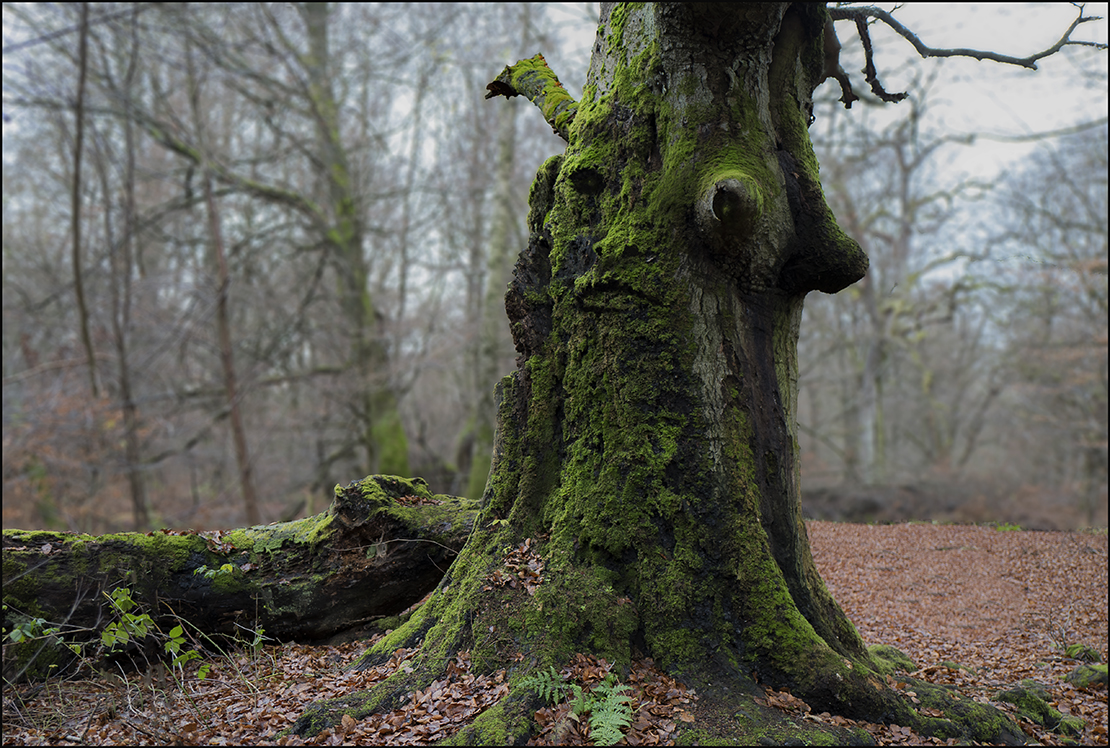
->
[2, 477, 476, 681]
[300, 3, 410, 478]
[96, 6, 150, 533]
[288, 4, 1024, 745]
[71, 1, 100, 402]
[185, 34, 262, 527]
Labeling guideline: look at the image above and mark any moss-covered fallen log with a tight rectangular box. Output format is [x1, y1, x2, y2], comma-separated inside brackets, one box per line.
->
[2, 476, 476, 679]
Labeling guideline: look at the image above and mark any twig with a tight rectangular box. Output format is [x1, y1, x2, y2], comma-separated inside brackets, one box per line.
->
[829, 4, 1107, 69]
[121, 715, 174, 742]
[79, 696, 104, 743]
[826, 4, 1108, 107]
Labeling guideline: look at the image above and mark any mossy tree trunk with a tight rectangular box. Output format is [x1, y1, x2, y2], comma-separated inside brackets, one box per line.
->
[2, 477, 476, 681]
[293, 4, 1025, 744]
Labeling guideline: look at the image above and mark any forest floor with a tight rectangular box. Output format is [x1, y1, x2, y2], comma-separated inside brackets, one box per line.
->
[3, 521, 1106, 746]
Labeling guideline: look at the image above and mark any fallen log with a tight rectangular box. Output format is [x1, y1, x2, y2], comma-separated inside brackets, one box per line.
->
[2, 475, 477, 679]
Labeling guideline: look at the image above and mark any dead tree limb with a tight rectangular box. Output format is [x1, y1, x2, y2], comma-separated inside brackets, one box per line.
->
[825, 4, 1108, 107]
[2, 476, 477, 679]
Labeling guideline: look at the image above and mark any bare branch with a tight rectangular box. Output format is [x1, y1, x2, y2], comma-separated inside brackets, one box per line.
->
[2, 4, 156, 55]
[830, 4, 1107, 69]
[853, 14, 909, 103]
[821, 17, 860, 107]
[826, 4, 1109, 107]
[962, 116, 1109, 143]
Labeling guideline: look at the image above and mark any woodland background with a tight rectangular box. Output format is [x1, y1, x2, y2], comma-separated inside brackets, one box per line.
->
[2, 3, 1107, 534]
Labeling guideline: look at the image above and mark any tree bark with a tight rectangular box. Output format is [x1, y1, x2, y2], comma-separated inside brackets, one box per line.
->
[289, 5, 1024, 745]
[71, 1, 100, 402]
[2, 476, 476, 679]
[299, 3, 410, 478]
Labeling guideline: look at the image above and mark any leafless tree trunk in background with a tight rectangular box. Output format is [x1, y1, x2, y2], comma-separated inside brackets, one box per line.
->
[186, 19, 261, 527]
[463, 101, 520, 500]
[461, 4, 534, 500]
[300, 2, 410, 478]
[72, 2, 99, 399]
[988, 125, 1108, 523]
[105, 5, 150, 530]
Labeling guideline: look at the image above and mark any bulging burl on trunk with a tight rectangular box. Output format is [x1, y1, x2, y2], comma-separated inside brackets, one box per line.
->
[496, 5, 867, 302]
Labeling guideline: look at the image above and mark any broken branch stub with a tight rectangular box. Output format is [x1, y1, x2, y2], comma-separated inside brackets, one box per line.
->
[485, 53, 578, 141]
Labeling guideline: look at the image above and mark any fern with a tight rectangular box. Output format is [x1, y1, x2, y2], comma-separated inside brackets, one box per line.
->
[588, 675, 633, 745]
[520, 665, 569, 704]
[569, 682, 589, 715]
[523, 667, 635, 745]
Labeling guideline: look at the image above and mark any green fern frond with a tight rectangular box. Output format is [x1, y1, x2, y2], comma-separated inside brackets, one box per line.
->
[570, 683, 589, 715]
[588, 702, 632, 745]
[522, 666, 635, 745]
[588, 676, 633, 745]
[520, 665, 568, 704]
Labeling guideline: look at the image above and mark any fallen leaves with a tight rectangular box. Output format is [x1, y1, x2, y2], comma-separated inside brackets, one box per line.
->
[2, 522, 1104, 746]
[808, 521, 1107, 746]
[392, 494, 441, 507]
[298, 650, 511, 746]
[483, 536, 545, 595]
[756, 687, 811, 714]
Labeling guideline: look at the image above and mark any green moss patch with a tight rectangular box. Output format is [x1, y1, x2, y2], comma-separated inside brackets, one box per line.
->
[995, 679, 1085, 736]
[1066, 663, 1107, 689]
[865, 645, 917, 678]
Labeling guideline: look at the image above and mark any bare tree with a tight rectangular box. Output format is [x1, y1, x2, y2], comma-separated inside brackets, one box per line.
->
[986, 126, 1108, 524]
[182, 18, 261, 526]
[800, 76, 996, 486]
[70, 2, 99, 399]
[92, 3, 151, 529]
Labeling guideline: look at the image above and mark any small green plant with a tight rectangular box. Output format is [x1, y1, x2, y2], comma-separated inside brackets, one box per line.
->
[192, 563, 239, 580]
[521, 666, 634, 745]
[164, 624, 211, 679]
[4, 585, 217, 686]
[99, 587, 212, 678]
[100, 587, 154, 650]
[231, 621, 273, 660]
[521, 665, 571, 703]
[248, 626, 270, 655]
[5, 614, 57, 644]
[995, 522, 1022, 532]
